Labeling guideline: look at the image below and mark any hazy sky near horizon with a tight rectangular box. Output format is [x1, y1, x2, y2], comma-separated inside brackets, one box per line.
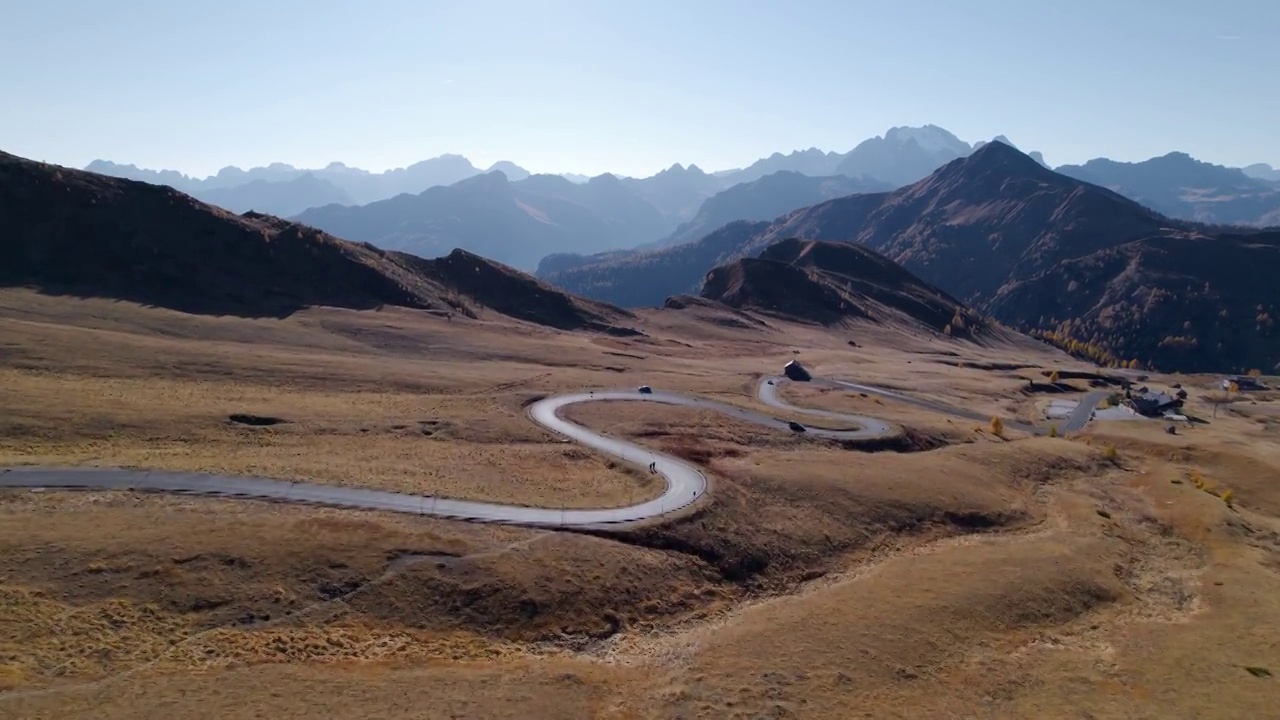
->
[3, 0, 1276, 178]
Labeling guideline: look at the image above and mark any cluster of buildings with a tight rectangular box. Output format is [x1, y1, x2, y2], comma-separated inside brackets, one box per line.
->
[1121, 375, 1269, 418]
[1124, 388, 1186, 417]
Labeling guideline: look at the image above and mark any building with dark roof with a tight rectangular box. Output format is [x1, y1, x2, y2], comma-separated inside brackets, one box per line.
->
[1125, 390, 1182, 417]
[783, 360, 811, 382]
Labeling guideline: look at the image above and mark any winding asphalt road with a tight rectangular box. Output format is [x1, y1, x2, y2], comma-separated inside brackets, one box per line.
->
[0, 376, 1106, 529]
[807, 378, 1109, 435]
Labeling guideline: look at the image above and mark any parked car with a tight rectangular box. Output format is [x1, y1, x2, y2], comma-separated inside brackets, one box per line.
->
[638, 385, 653, 394]
[788, 421, 807, 433]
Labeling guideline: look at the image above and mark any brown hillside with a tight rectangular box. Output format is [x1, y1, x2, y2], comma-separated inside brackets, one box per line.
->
[543, 142, 1277, 371]
[0, 151, 633, 333]
[398, 249, 639, 335]
[542, 143, 1170, 310]
[988, 231, 1280, 373]
[701, 239, 991, 339]
[0, 151, 461, 318]
[759, 141, 1176, 303]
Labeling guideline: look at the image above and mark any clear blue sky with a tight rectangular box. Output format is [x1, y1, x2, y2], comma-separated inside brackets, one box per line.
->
[3, 0, 1276, 178]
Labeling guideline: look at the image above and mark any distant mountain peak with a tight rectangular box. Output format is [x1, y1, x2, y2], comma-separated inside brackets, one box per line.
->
[883, 125, 970, 155]
[1243, 163, 1280, 182]
[86, 159, 138, 172]
[485, 160, 530, 181]
[655, 162, 707, 177]
[966, 138, 1040, 164]
[917, 137, 1052, 186]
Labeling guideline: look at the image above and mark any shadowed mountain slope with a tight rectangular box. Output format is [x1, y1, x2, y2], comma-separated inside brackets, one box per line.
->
[700, 239, 992, 340]
[988, 231, 1280, 373]
[0, 151, 634, 334]
[542, 143, 1279, 370]
[544, 143, 1175, 309]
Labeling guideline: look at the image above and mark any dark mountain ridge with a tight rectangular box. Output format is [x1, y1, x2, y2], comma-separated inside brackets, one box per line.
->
[1, 150, 634, 334]
[542, 142, 1280, 371]
[989, 231, 1280, 372]
[546, 142, 1160, 307]
[700, 239, 993, 340]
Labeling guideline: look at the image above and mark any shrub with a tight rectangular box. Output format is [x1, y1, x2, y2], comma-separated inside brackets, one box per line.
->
[1103, 444, 1119, 462]
[1189, 469, 1222, 495]
[1047, 424, 1058, 438]
[1221, 488, 1236, 507]
[989, 416, 1005, 437]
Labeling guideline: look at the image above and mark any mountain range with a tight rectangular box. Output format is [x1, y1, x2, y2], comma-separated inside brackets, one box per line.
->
[84, 125, 1278, 268]
[648, 171, 893, 250]
[1244, 163, 1280, 183]
[698, 238, 998, 341]
[84, 155, 529, 214]
[1056, 153, 1280, 226]
[1, 151, 635, 334]
[80, 125, 1038, 224]
[542, 142, 1280, 373]
[7, 143, 1279, 372]
[293, 171, 682, 271]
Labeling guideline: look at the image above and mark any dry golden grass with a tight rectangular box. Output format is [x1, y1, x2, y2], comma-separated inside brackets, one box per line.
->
[4, 289, 1280, 719]
[0, 302, 667, 509]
